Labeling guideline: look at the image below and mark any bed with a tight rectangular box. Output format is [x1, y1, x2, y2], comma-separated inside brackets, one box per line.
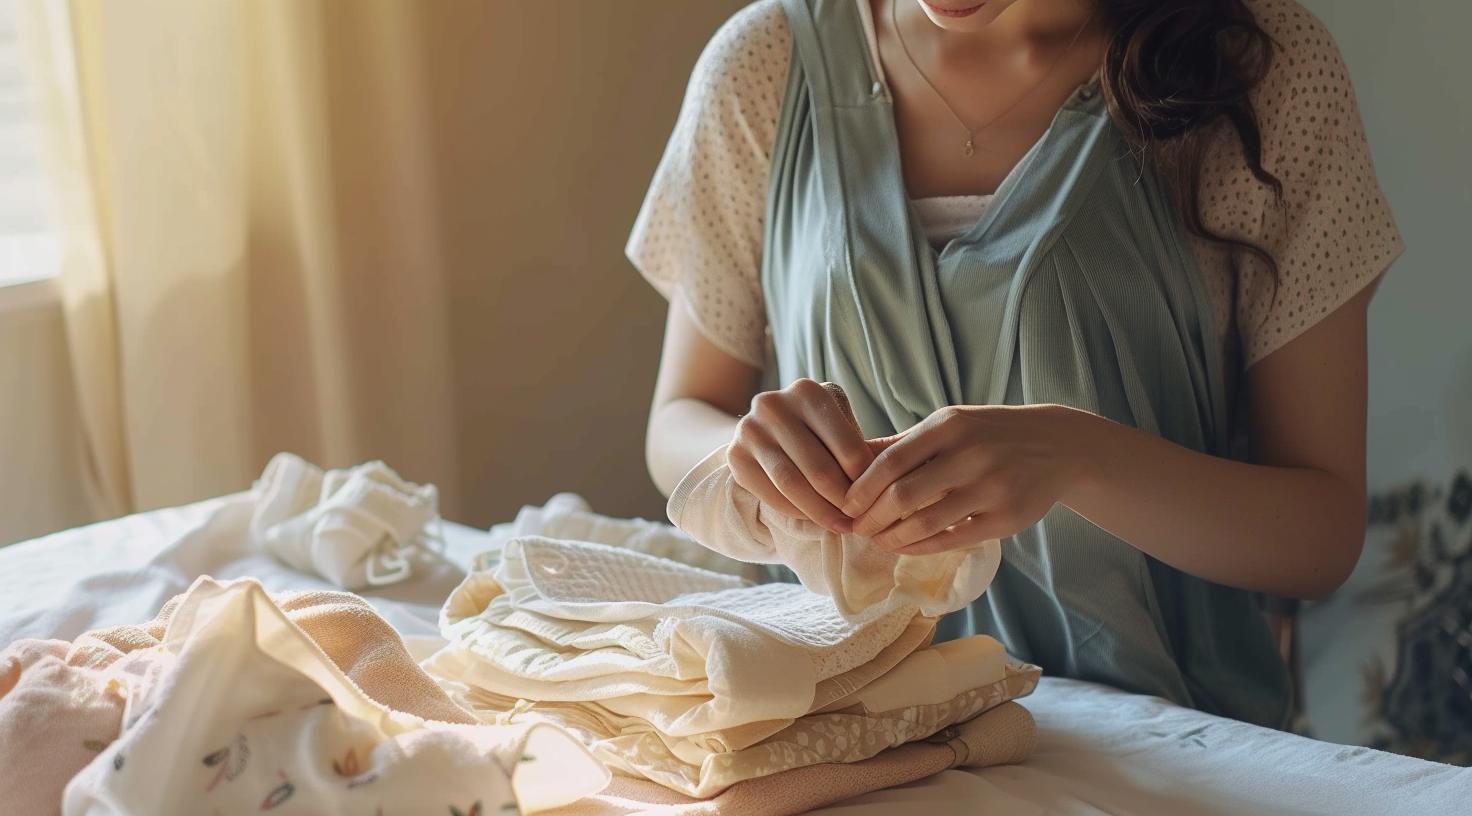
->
[3, 496, 1467, 815]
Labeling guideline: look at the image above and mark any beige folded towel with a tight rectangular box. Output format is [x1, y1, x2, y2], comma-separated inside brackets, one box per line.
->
[543, 700, 1037, 816]
[441, 657, 1039, 798]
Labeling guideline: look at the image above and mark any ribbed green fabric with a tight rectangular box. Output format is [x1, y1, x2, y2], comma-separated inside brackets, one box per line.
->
[763, 0, 1290, 727]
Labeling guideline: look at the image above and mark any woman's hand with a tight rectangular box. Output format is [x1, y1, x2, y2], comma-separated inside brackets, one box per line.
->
[729, 379, 873, 533]
[842, 404, 1090, 553]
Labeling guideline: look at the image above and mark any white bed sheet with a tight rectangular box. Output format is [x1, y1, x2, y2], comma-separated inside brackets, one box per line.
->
[2, 496, 1467, 815]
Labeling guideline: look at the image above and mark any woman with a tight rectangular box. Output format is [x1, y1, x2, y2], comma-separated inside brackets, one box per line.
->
[630, 0, 1402, 728]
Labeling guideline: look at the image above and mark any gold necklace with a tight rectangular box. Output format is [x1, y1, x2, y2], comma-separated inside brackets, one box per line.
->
[889, 0, 1097, 157]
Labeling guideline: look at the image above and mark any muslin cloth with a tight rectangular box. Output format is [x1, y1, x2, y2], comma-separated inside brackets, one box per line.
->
[668, 443, 1002, 619]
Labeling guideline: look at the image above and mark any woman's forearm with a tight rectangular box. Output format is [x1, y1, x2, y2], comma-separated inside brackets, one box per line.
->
[646, 397, 739, 497]
[1058, 407, 1364, 600]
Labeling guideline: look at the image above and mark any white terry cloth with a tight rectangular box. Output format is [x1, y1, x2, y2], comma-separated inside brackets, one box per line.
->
[668, 444, 1003, 619]
[430, 535, 929, 745]
[62, 578, 607, 816]
[477, 493, 764, 581]
[251, 452, 441, 590]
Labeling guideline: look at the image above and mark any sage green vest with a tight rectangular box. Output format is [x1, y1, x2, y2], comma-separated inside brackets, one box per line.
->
[764, 0, 1291, 728]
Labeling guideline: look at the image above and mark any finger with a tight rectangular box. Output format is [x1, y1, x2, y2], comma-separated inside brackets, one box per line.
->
[811, 382, 873, 481]
[887, 514, 999, 556]
[871, 490, 980, 551]
[761, 400, 858, 510]
[852, 452, 971, 537]
[728, 444, 805, 520]
[750, 445, 853, 533]
[864, 434, 904, 458]
[844, 416, 954, 517]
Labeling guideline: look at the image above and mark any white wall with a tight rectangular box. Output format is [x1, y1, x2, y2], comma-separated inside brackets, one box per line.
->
[1300, 0, 1472, 488]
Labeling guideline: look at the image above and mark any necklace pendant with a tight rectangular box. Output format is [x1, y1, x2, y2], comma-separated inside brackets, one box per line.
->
[962, 137, 975, 158]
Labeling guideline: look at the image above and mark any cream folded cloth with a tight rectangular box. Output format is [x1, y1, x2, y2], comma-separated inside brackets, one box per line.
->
[478, 492, 763, 580]
[62, 578, 607, 815]
[442, 655, 1039, 799]
[540, 700, 1038, 816]
[251, 452, 440, 589]
[429, 535, 927, 746]
[668, 443, 1002, 619]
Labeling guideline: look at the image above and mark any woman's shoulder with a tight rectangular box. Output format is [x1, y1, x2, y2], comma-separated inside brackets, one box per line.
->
[689, 0, 792, 103]
[1243, 0, 1357, 115]
[1205, 0, 1403, 366]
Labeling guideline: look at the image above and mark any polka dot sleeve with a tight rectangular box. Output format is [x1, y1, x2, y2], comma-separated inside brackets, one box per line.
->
[1198, 0, 1404, 368]
[625, 0, 790, 369]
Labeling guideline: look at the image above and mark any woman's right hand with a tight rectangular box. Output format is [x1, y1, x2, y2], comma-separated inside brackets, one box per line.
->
[728, 379, 873, 533]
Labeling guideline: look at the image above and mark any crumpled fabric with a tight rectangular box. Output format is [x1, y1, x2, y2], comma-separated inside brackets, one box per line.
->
[251, 452, 440, 589]
[61, 577, 608, 815]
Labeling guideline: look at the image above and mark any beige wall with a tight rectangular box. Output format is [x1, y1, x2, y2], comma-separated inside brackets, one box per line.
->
[419, 2, 750, 527]
[0, 2, 749, 541]
[0, 285, 94, 544]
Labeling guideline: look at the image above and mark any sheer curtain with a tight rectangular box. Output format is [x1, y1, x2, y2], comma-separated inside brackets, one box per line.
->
[19, 0, 460, 516]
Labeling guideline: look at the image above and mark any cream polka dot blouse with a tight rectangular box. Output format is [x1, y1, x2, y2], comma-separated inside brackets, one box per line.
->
[628, 0, 1403, 376]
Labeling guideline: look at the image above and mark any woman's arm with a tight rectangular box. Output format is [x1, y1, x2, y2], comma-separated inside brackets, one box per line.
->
[648, 298, 871, 532]
[1062, 285, 1371, 599]
[843, 286, 1374, 601]
[646, 301, 757, 496]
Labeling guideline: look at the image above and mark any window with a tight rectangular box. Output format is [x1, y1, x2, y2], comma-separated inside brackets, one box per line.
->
[0, 0, 60, 289]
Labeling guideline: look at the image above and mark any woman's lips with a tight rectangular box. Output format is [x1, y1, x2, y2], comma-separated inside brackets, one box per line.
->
[921, 0, 986, 18]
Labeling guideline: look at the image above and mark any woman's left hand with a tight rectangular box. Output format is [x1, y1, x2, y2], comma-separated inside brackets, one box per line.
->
[842, 404, 1092, 554]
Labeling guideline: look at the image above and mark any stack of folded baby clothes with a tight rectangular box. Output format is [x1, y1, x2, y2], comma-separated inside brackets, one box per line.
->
[424, 491, 1039, 799]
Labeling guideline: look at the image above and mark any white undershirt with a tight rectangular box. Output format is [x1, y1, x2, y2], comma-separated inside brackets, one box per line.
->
[912, 194, 994, 248]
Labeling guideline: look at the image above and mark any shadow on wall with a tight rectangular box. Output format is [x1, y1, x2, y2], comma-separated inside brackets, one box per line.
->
[411, 2, 752, 527]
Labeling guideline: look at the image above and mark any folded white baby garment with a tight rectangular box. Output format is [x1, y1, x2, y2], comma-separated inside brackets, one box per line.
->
[251, 452, 440, 590]
[668, 444, 1003, 619]
[429, 536, 926, 746]
[478, 492, 763, 580]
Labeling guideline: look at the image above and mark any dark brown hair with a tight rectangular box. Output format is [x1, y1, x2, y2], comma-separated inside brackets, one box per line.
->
[1095, 0, 1282, 275]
